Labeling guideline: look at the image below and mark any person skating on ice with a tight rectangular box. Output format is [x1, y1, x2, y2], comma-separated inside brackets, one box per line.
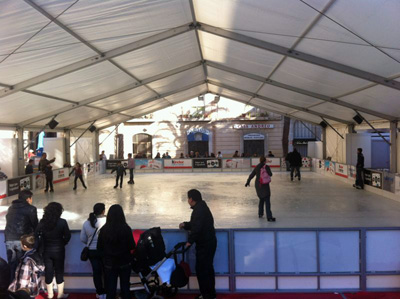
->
[111, 161, 126, 189]
[69, 163, 87, 190]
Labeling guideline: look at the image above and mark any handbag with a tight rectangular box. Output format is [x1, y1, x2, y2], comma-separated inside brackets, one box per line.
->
[81, 228, 98, 261]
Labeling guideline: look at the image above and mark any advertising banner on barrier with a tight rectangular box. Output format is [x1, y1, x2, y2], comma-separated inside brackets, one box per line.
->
[35, 173, 45, 190]
[383, 172, 395, 193]
[106, 160, 128, 169]
[251, 158, 280, 168]
[302, 157, 311, 168]
[135, 159, 162, 170]
[164, 159, 192, 169]
[7, 176, 32, 196]
[364, 169, 382, 189]
[324, 160, 330, 172]
[53, 168, 69, 184]
[316, 159, 324, 174]
[335, 163, 348, 178]
[0, 180, 7, 199]
[193, 159, 221, 169]
[222, 158, 251, 169]
[348, 165, 356, 180]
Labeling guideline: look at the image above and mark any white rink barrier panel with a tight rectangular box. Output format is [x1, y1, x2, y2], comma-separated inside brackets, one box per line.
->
[0, 228, 399, 293]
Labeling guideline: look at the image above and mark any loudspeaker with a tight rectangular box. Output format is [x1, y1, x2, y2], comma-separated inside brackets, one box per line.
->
[89, 125, 96, 132]
[48, 119, 59, 129]
[319, 121, 327, 128]
[353, 114, 363, 124]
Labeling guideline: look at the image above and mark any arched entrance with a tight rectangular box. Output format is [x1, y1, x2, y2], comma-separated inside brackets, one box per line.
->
[187, 128, 209, 156]
[132, 133, 152, 158]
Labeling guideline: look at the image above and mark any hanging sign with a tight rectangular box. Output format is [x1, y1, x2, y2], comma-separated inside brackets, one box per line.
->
[234, 124, 274, 129]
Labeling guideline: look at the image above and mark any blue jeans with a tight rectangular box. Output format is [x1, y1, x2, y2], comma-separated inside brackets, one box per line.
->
[6, 240, 24, 282]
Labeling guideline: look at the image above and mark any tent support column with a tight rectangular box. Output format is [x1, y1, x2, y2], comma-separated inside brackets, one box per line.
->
[94, 130, 100, 161]
[390, 121, 398, 173]
[322, 127, 327, 159]
[17, 127, 25, 176]
[64, 129, 71, 166]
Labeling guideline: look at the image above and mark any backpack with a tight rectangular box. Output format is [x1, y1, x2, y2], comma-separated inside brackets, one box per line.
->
[259, 165, 271, 185]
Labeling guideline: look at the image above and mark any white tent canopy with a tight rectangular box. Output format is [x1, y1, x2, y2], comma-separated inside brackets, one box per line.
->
[1, 0, 399, 131]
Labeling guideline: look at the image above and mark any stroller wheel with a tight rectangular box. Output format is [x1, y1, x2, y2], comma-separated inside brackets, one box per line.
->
[162, 285, 178, 297]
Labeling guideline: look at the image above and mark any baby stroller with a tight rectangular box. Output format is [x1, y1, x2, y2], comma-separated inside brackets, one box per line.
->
[130, 227, 191, 299]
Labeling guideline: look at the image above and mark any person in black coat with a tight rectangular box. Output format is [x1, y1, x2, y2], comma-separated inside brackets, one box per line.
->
[39, 153, 56, 192]
[288, 148, 302, 181]
[354, 148, 365, 190]
[179, 189, 217, 299]
[245, 156, 275, 221]
[36, 202, 71, 299]
[25, 160, 34, 175]
[111, 161, 126, 189]
[97, 204, 135, 299]
[5, 190, 38, 282]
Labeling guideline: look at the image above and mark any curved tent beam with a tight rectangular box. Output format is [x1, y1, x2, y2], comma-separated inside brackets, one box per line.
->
[208, 80, 352, 125]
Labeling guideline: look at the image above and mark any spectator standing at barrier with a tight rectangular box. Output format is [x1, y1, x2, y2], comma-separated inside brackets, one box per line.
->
[217, 151, 222, 158]
[25, 160, 34, 175]
[97, 204, 135, 299]
[285, 152, 291, 171]
[179, 189, 217, 299]
[127, 154, 135, 185]
[8, 234, 45, 297]
[80, 203, 107, 299]
[268, 151, 275, 157]
[0, 167, 7, 180]
[39, 153, 55, 192]
[36, 202, 71, 299]
[179, 153, 185, 158]
[5, 190, 38, 282]
[154, 152, 161, 159]
[288, 148, 302, 181]
[233, 150, 239, 158]
[165, 152, 171, 159]
[245, 156, 275, 221]
[69, 163, 87, 190]
[100, 151, 107, 161]
[111, 161, 126, 189]
[354, 148, 365, 190]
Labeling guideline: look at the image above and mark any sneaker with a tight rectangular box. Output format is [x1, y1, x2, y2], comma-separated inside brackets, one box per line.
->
[267, 217, 276, 222]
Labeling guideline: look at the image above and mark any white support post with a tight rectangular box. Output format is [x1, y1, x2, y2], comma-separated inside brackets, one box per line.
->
[94, 130, 100, 162]
[322, 127, 327, 160]
[390, 121, 398, 173]
[64, 129, 71, 166]
[17, 127, 25, 176]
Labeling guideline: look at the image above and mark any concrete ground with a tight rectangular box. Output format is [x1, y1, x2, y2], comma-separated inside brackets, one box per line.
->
[1, 171, 400, 230]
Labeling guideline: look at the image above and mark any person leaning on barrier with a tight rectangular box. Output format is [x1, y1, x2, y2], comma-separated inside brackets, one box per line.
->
[5, 190, 38, 282]
[179, 189, 217, 299]
[25, 160, 34, 175]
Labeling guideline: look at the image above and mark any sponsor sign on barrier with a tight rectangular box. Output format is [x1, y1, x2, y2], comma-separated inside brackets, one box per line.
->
[335, 163, 348, 178]
[106, 160, 128, 169]
[164, 159, 192, 169]
[251, 158, 280, 168]
[348, 165, 356, 180]
[35, 173, 45, 189]
[7, 176, 32, 196]
[324, 160, 330, 172]
[0, 180, 7, 199]
[53, 168, 69, 184]
[302, 157, 311, 168]
[222, 158, 251, 169]
[364, 169, 382, 189]
[383, 172, 395, 193]
[135, 159, 162, 170]
[193, 159, 221, 168]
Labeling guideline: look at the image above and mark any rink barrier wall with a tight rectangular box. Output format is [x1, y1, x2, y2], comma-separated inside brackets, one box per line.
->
[1, 227, 400, 293]
[310, 158, 400, 199]
[104, 157, 312, 174]
[0, 160, 106, 201]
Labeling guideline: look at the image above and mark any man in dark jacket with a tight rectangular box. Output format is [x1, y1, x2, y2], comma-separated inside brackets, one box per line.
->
[179, 189, 217, 299]
[4, 190, 38, 281]
[39, 153, 55, 192]
[288, 148, 302, 181]
[111, 161, 126, 188]
[354, 148, 364, 190]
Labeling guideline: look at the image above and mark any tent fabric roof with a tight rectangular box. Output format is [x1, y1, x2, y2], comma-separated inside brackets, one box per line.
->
[1, 0, 399, 130]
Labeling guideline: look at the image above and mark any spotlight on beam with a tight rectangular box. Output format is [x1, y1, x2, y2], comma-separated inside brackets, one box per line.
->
[89, 125, 96, 133]
[214, 95, 220, 103]
[198, 95, 204, 101]
[353, 114, 363, 125]
[48, 119, 59, 129]
[319, 121, 327, 128]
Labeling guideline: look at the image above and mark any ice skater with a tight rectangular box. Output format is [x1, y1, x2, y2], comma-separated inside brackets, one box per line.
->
[245, 156, 275, 221]
[353, 148, 364, 190]
[39, 153, 55, 192]
[69, 163, 87, 190]
[288, 148, 302, 181]
[127, 153, 135, 184]
[111, 161, 126, 189]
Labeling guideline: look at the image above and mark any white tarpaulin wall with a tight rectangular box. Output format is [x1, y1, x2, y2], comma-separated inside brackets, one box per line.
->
[0, 0, 399, 130]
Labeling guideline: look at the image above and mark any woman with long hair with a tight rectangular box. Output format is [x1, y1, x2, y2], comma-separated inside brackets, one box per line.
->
[36, 202, 71, 299]
[97, 204, 135, 299]
[80, 203, 106, 299]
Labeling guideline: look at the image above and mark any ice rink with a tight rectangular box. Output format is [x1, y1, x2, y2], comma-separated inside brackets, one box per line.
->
[1, 171, 400, 230]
